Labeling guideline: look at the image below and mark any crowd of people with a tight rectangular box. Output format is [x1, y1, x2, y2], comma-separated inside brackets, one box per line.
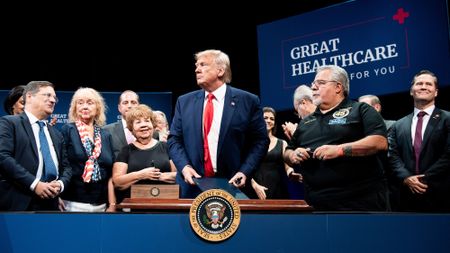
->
[0, 49, 448, 213]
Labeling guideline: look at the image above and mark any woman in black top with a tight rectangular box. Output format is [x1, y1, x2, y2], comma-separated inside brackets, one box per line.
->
[249, 107, 300, 199]
[113, 105, 176, 203]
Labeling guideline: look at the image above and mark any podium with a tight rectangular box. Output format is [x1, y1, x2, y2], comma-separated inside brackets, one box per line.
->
[118, 198, 313, 212]
[122, 178, 313, 212]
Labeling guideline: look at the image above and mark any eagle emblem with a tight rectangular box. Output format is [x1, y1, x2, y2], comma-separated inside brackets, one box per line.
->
[205, 202, 227, 229]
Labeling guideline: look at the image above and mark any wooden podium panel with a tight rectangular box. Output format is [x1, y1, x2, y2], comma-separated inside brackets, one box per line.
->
[130, 184, 179, 199]
[118, 198, 313, 212]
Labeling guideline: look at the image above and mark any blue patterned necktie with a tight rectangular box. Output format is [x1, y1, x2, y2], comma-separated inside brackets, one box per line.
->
[37, 121, 58, 182]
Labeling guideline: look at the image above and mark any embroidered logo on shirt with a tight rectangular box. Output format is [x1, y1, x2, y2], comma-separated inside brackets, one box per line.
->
[332, 108, 350, 118]
[329, 118, 347, 125]
[329, 107, 351, 125]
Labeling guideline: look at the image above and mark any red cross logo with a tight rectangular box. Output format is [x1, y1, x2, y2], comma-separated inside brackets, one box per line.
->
[393, 8, 409, 24]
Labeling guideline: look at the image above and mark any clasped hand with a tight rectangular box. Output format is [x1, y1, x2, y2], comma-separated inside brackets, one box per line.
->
[35, 181, 61, 199]
[289, 147, 312, 164]
[404, 175, 428, 194]
[140, 167, 161, 181]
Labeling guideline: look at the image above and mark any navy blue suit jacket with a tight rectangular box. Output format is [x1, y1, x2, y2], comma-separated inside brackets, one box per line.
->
[388, 108, 450, 210]
[60, 123, 115, 204]
[0, 114, 72, 211]
[168, 85, 269, 198]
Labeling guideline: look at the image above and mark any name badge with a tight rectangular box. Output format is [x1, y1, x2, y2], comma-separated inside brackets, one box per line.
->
[329, 118, 347, 125]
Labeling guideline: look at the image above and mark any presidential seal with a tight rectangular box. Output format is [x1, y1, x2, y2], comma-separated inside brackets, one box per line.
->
[189, 189, 241, 242]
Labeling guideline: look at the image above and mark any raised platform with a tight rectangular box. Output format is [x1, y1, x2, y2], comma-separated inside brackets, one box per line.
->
[1, 212, 450, 253]
[2, 212, 450, 253]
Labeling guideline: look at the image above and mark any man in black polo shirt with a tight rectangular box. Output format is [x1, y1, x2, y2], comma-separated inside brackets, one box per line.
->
[284, 65, 389, 211]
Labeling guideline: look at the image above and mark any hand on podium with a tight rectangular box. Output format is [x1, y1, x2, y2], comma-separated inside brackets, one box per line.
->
[228, 172, 246, 188]
[182, 165, 201, 185]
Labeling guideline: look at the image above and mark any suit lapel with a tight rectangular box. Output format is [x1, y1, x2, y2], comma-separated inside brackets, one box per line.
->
[20, 114, 39, 158]
[218, 86, 237, 155]
[48, 124, 61, 160]
[194, 91, 205, 164]
[421, 108, 441, 152]
[404, 113, 414, 154]
[115, 122, 127, 146]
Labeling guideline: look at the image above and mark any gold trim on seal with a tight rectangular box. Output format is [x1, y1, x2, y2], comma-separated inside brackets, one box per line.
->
[189, 189, 241, 242]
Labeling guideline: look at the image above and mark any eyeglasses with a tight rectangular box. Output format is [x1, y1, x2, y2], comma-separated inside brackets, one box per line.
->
[37, 93, 59, 104]
[310, 80, 338, 87]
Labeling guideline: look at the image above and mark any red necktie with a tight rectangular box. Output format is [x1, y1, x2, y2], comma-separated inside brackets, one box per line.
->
[413, 111, 427, 174]
[203, 93, 215, 177]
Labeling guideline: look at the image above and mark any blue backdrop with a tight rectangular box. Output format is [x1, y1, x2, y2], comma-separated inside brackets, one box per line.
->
[0, 90, 172, 128]
[258, 0, 450, 110]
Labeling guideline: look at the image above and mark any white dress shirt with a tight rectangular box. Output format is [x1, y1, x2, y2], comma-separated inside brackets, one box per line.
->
[411, 105, 435, 144]
[25, 110, 59, 190]
[204, 84, 226, 172]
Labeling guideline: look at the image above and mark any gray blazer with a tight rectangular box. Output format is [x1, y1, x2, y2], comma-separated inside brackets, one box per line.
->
[103, 121, 127, 158]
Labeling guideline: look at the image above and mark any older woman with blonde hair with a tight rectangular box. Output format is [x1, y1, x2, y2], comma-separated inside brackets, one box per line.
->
[113, 104, 176, 204]
[60, 87, 116, 212]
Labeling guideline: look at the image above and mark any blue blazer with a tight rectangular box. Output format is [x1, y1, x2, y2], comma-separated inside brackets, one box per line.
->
[0, 114, 72, 211]
[168, 85, 269, 198]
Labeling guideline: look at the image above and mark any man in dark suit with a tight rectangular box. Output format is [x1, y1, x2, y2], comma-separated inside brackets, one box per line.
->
[103, 90, 140, 157]
[359, 94, 397, 209]
[388, 70, 450, 212]
[0, 81, 72, 211]
[168, 49, 269, 198]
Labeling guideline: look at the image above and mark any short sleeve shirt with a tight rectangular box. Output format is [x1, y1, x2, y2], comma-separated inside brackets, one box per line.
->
[287, 98, 387, 202]
[115, 141, 172, 203]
